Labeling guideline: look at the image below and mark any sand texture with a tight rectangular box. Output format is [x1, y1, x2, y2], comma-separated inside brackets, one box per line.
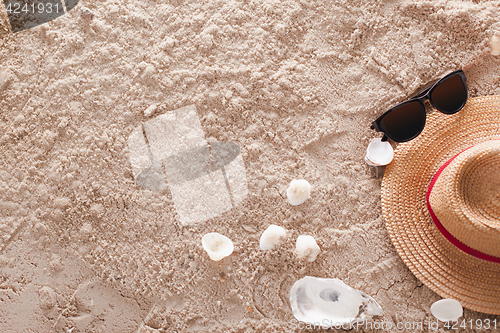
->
[1, 0, 500, 332]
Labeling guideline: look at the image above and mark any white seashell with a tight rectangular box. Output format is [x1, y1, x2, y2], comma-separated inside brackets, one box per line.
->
[365, 138, 394, 166]
[287, 179, 311, 206]
[290, 276, 383, 325]
[430, 299, 463, 322]
[296, 235, 320, 262]
[202, 233, 234, 261]
[260, 225, 287, 250]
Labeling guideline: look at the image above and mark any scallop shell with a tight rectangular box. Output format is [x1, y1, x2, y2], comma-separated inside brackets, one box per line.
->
[365, 138, 394, 166]
[430, 299, 463, 322]
[290, 276, 383, 325]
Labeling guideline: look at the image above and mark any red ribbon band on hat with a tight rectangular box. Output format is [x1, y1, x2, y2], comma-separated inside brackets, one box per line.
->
[426, 146, 500, 264]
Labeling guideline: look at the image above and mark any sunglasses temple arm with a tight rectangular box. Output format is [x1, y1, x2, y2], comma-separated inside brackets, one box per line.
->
[370, 121, 390, 141]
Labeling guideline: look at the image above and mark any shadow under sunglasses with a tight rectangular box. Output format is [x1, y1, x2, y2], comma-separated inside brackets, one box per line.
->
[371, 70, 468, 143]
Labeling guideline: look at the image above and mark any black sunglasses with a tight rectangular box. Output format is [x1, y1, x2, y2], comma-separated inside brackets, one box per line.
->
[371, 70, 468, 142]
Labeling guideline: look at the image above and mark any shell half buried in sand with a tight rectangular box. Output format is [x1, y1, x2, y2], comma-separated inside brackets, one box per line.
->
[290, 276, 383, 325]
[365, 138, 394, 166]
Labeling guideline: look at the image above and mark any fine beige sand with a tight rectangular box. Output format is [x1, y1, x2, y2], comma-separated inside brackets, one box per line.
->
[1, 0, 500, 332]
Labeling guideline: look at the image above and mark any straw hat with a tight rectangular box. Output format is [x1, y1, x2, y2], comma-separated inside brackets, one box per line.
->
[381, 95, 500, 315]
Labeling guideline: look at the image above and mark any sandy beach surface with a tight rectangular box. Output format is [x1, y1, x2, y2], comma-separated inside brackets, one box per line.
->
[1, 0, 500, 332]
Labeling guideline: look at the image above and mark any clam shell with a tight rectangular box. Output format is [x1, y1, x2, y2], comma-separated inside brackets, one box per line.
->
[290, 276, 383, 325]
[365, 138, 394, 166]
[430, 299, 463, 322]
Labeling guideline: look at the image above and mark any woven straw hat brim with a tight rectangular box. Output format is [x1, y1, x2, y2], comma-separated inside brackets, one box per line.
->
[381, 95, 500, 315]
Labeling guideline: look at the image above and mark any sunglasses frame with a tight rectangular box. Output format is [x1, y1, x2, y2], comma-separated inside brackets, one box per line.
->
[371, 70, 468, 142]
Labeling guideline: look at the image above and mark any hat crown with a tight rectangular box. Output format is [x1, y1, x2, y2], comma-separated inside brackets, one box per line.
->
[428, 140, 500, 258]
[459, 146, 500, 226]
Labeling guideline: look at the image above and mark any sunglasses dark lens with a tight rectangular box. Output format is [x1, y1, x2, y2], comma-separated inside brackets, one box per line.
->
[380, 101, 426, 142]
[430, 74, 467, 114]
